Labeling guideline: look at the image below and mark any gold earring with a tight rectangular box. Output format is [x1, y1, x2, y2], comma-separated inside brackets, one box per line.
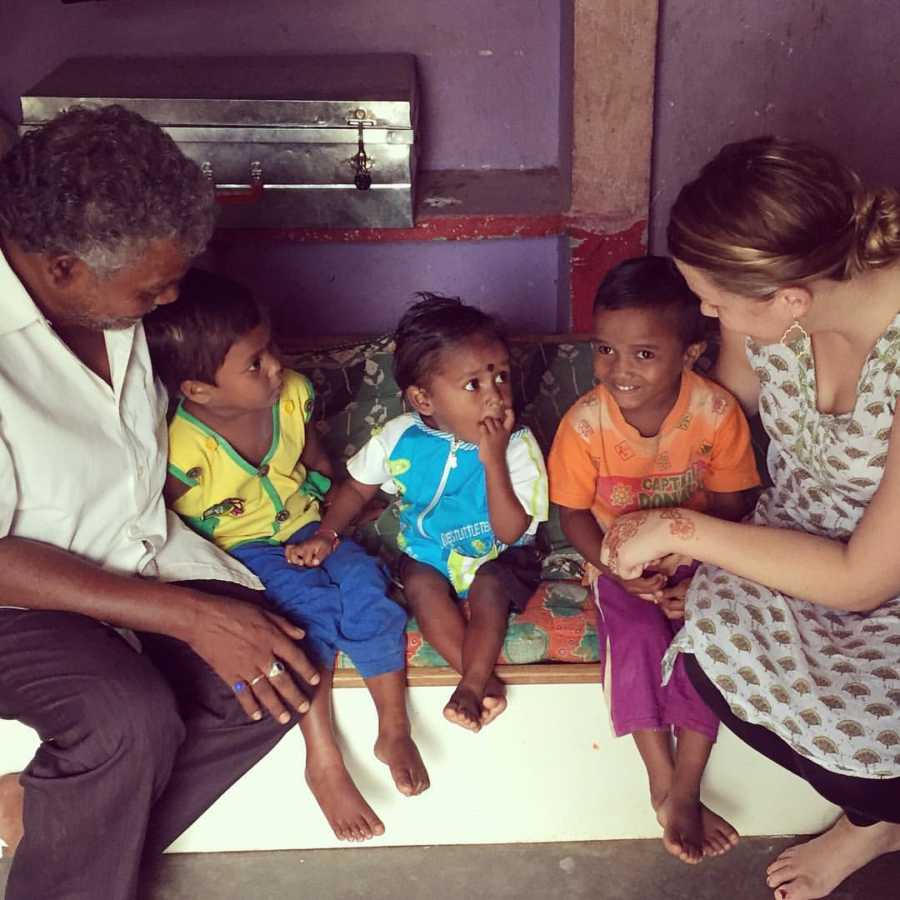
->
[780, 320, 809, 347]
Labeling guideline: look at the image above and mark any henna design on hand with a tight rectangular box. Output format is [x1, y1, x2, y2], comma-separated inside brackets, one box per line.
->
[659, 509, 696, 541]
[605, 511, 650, 573]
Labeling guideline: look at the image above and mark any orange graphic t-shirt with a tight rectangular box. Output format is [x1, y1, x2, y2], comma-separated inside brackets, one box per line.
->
[548, 370, 760, 530]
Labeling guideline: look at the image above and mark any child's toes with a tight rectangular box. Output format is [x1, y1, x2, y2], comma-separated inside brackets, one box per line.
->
[480, 692, 507, 726]
[394, 762, 430, 796]
[444, 705, 480, 731]
[703, 834, 728, 857]
[392, 767, 416, 796]
[375, 734, 430, 795]
[408, 758, 431, 795]
[443, 686, 483, 731]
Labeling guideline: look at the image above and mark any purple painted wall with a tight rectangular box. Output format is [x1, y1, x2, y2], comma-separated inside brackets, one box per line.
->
[2, 0, 563, 172]
[650, 0, 900, 252]
[2, 0, 570, 334]
[207, 236, 564, 336]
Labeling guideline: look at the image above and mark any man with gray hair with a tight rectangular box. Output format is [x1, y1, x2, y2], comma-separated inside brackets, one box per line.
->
[0, 105, 318, 900]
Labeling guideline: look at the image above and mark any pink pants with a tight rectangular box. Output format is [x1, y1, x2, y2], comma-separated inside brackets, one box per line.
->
[594, 568, 719, 743]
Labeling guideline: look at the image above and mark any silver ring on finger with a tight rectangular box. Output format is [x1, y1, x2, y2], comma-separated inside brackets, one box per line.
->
[249, 673, 266, 686]
[267, 659, 286, 679]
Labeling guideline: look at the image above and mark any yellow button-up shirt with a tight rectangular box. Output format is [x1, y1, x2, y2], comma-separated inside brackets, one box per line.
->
[168, 370, 322, 551]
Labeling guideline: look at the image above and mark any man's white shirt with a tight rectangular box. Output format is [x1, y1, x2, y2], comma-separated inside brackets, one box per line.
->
[0, 250, 261, 607]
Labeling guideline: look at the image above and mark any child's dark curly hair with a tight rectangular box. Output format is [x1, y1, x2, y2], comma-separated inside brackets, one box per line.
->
[593, 256, 710, 346]
[144, 267, 264, 397]
[393, 293, 507, 391]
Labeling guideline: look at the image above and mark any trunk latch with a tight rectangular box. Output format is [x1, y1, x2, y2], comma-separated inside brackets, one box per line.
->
[347, 109, 375, 190]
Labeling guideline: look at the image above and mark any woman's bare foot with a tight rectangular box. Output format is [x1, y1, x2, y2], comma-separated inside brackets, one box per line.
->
[766, 815, 900, 899]
[444, 675, 507, 731]
[0, 772, 24, 858]
[374, 728, 430, 796]
[305, 758, 384, 842]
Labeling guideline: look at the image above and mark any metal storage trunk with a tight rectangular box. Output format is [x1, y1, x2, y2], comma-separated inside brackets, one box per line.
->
[20, 54, 419, 229]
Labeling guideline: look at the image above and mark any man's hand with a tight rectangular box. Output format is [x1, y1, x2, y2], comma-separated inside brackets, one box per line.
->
[478, 407, 515, 467]
[285, 535, 334, 568]
[185, 592, 321, 724]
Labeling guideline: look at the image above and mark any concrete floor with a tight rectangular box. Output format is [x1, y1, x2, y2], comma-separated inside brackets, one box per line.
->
[2, 838, 900, 899]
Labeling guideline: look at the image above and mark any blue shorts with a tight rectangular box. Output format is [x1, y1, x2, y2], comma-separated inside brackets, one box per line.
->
[231, 522, 407, 678]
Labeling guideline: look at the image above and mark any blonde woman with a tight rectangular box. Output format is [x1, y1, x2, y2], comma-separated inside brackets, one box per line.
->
[601, 137, 900, 900]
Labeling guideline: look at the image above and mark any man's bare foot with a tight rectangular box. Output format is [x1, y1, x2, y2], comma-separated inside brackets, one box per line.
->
[766, 815, 900, 899]
[374, 728, 430, 796]
[0, 772, 24, 858]
[305, 759, 384, 842]
[655, 792, 736, 864]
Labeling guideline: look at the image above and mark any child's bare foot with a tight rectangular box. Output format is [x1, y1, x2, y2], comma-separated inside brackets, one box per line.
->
[374, 728, 430, 797]
[655, 791, 702, 863]
[305, 758, 384, 842]
[766, 815, 900, 900]
[0, 772, 24, 858]
[444, 675, 507, 731]
[656, 791, 737, 864]
[699, 804, 740, 857]
[444, 681, 485, 732]
[480, 675, 508, 726]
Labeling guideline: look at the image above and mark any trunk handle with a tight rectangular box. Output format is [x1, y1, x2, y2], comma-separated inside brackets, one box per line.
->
[201, 160, 264, 205]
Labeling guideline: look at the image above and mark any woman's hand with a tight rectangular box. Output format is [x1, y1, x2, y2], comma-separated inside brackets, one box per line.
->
[601, 509, 698, 580]
[185, 592, 321, 724]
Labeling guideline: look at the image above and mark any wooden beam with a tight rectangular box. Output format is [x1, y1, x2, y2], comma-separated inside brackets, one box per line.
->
[333, 663, 602, 689]
[566, 0, 659, 328]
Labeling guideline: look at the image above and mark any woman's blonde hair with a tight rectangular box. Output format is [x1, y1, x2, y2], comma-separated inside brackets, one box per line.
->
[668, 137, 900, 297]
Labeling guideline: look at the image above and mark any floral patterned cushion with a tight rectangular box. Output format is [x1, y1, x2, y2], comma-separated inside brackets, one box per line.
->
[287, 336, 601, 668]
[335, 578, 598, 669]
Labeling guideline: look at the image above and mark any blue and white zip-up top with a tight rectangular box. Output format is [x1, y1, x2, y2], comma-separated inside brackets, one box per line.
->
[347, 413, 548, 596]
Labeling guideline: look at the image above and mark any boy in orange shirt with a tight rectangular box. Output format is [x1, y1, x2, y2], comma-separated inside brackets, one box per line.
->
[548, 257, 760, 865]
